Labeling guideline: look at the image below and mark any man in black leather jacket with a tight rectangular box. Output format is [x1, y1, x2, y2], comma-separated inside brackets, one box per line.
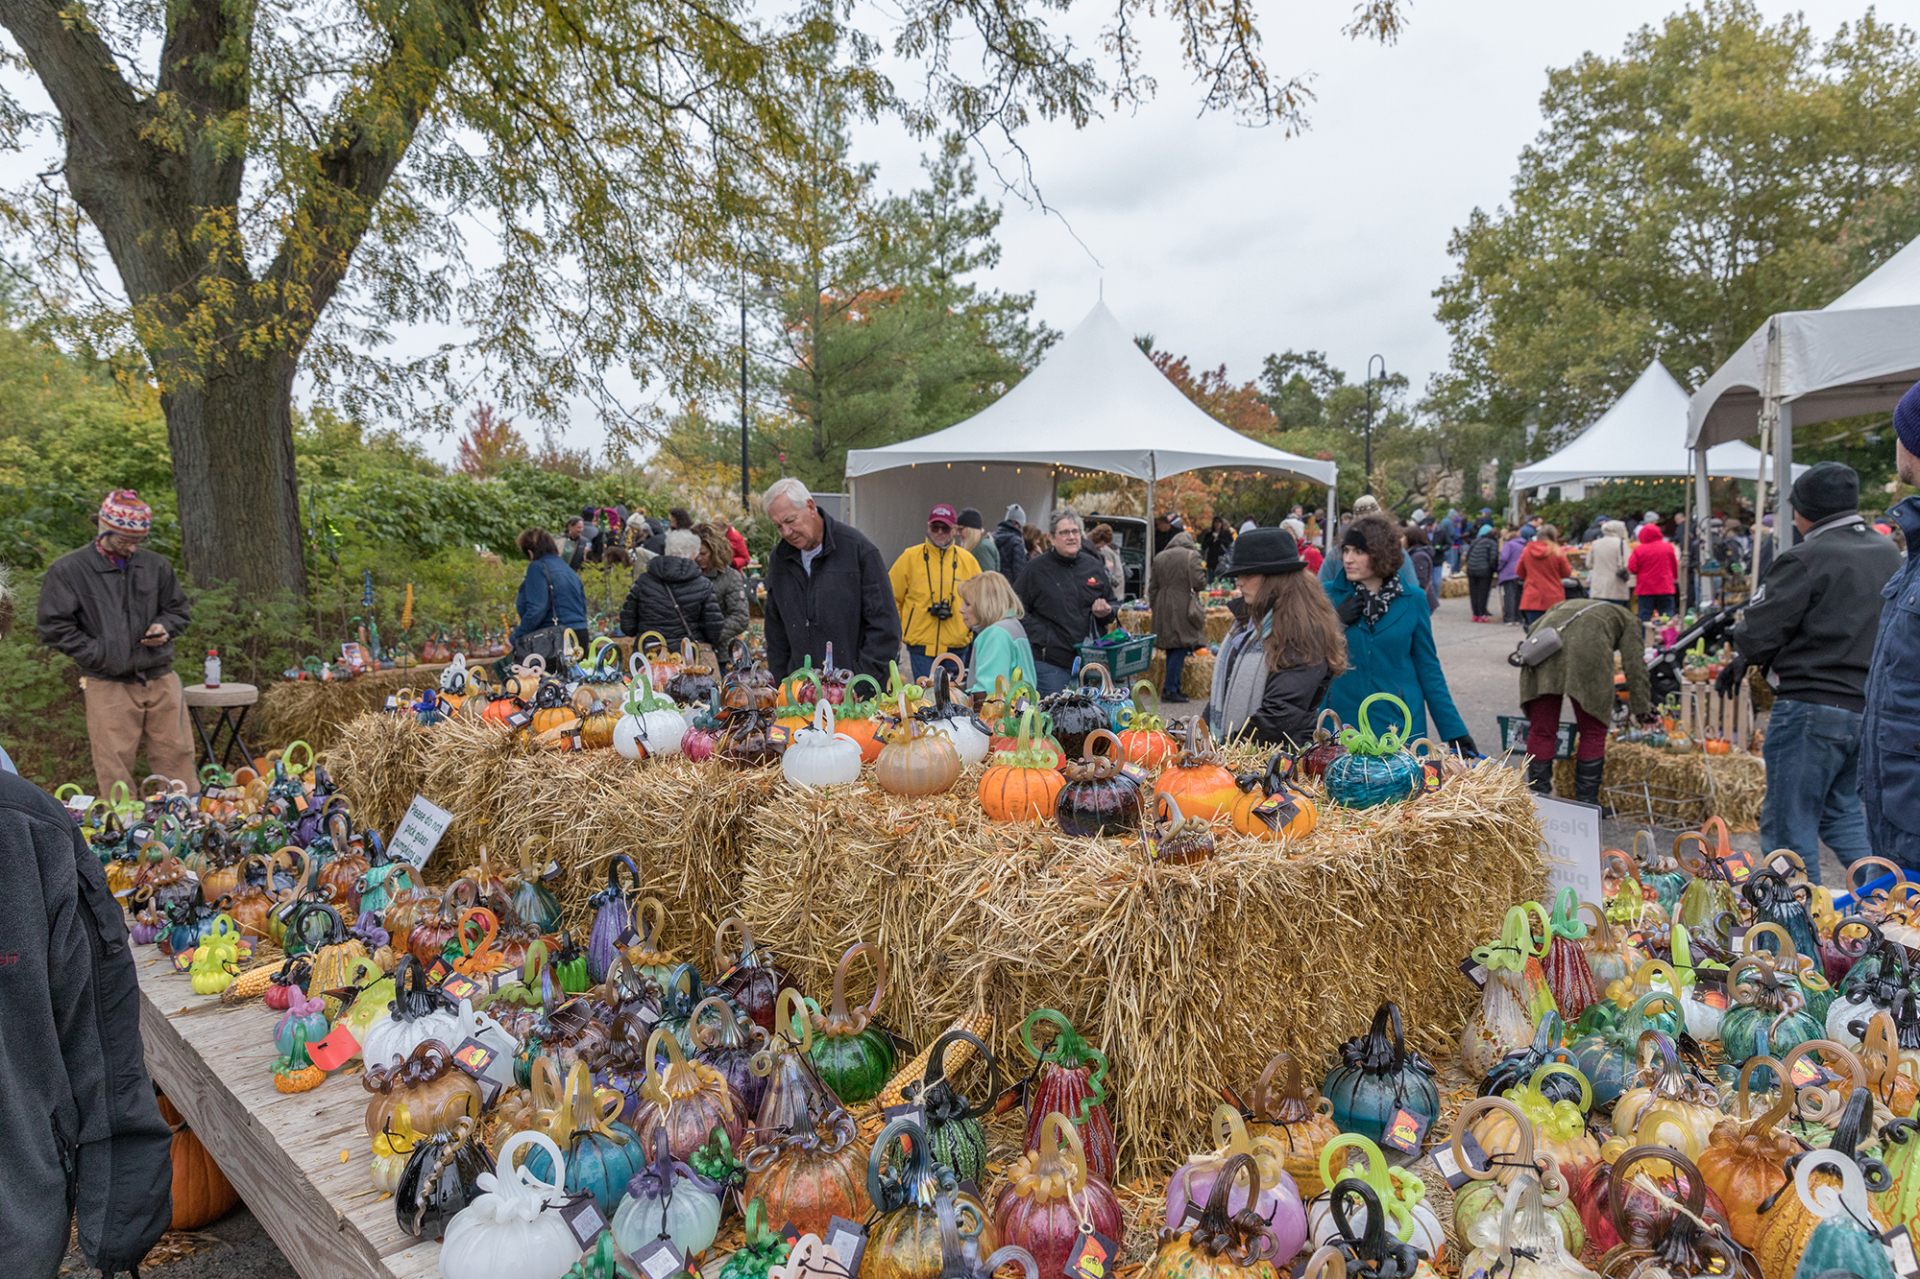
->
[1014, 509, 1119, 697]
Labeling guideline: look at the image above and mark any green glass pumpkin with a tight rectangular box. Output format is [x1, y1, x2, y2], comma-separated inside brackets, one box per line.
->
[509, 836, 564, 935]
[911, 1029, 1001, 1187]
[808, 941, 897, 1106]
[1719, 956, 1826, 1093]
[719, 1199, 793, 1279]
[1571, 990, 1683, 1107]
[552, 929, 590, 995]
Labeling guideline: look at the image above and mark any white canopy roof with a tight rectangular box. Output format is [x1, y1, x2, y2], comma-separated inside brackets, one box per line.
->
[1689, 236, 1920, 448]
[1512, 361, 1803, 489]
[844, 301, 1338, 487]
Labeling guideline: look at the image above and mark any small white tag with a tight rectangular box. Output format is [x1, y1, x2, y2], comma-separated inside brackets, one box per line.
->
[634, 1238, 684, 1279]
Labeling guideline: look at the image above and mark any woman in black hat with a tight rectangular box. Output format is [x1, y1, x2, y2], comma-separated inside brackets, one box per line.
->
[1205, 527, 1348, 745]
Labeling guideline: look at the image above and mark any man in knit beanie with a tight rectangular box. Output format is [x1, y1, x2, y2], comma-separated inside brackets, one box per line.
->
[36, 490, 195, 799]
[1860, 382, 1920, 869]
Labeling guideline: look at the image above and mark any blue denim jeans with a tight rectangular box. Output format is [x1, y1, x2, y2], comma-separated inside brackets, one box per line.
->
[1033, 661, 1074, 698]
[1163, 647, 1191, 700]
[1760, 697, 1872, 885]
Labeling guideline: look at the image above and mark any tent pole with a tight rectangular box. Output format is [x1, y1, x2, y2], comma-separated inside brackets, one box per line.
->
[1325, 483, 1336, 557]
[1143, 455, 1155, 605]
[1776, 400, 1795, 554]
[1693, 446, 1712, 606]
[1752, 319, 1779, 592]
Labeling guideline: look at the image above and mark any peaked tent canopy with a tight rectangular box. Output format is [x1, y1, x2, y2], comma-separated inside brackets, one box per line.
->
[1511, 361, 1804, 490]
[845, 301, 1337, 563]
[1688, 236, 1920, 449]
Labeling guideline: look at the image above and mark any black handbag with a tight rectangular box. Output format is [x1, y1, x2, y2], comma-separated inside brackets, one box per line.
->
[511, 562, 572, 668]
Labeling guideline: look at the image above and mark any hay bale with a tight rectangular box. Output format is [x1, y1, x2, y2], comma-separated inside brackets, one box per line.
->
[1441, 575, 1470, 599]
[1549, 740, 1763, 830]
[327, 712, 433, 839]
[256, 664, 452, 752]
[1143, 650, 1215, 700]
[1118, 608, 1234, 647]
[736, 760, 1545, 1177]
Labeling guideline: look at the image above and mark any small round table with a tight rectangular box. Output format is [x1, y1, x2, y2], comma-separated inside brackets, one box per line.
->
[182, 682, 259, 772]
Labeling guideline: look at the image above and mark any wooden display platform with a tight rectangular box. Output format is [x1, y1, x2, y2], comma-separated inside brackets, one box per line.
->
[134, 950, 440, 1279]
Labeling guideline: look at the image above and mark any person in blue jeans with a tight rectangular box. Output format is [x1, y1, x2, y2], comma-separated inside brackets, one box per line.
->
[1720, 462, 1901, 882]
[1861, 384, 1920, 872]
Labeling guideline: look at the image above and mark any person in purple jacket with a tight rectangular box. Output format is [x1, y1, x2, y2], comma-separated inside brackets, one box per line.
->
[1497, 527, 1526, 625]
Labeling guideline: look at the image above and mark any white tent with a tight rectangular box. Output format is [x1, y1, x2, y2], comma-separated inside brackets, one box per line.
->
[1687, 237, 1920, 546]
[1510, 361, 1802, 492]
[844, 301, 1338, 569]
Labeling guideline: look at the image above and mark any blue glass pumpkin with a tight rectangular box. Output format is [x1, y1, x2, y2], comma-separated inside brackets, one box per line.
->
[1718, 956, 1825, 1093]
[1323, 695, 1422, 810]
[521, 1063, 650, 1216]
[1321, 1001, 1439, 1144]
[1571, 991, 1682, 1107]
[1744, 869, 1821, 968]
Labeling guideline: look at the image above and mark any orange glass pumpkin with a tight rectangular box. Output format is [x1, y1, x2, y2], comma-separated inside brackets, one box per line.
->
[980, 708, 1066, 823]
[1227, 754, 1319, 841]
[834, 674, 887, 764]
[742, 1101, 873, 1239]
[1696, 1082, 1797, 1249]
[1116, 679, 1177, 768]
[1155, 717, 1240, 824]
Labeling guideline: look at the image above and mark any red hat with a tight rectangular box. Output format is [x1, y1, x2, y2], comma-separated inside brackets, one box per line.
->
[99, 489, 152, 534]
[927, 504, 958, 526]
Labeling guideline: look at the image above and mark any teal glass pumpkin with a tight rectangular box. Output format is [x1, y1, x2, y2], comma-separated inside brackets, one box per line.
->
[657, 962, 714, 1059]
[1789, 1148, 1898, 1279]
[1719, 956, 1826, 1092]
[1321, 1001, 1440, 1145]
[509, 837, 564, 935]
[520, 1063, 650, 1216]
[1631, 830, 1690, 913]
[1744, 869, 1821, 966]
[610, 1128, 724, 1258]
[808, 941, 897, 1106]
[1571, 990, 1683, 1107]
[912, 1029, 1001, 1187]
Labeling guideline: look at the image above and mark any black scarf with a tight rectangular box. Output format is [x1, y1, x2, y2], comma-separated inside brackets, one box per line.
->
[1338, 574, 1402, 629]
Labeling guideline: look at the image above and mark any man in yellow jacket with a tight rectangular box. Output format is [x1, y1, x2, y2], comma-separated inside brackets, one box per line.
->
[890, 503, 981, 678]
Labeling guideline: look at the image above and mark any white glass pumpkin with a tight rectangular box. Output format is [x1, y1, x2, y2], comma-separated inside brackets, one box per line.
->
[454, 996, 519, 1060]
[359, 958, 462, 1070]
[441, 652, 472, 694]
[1307, 1135, 1447, 1263]
[1455, 1176, 1597, 1279]
[610, 1130, 724, 1257]
[782, 702, 864, 788]
[439, 1130, 581, 1279]
[615, 656, 686, 760]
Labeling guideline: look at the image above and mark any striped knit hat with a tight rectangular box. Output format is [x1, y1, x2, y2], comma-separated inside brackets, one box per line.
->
[98, 489, 152, 534]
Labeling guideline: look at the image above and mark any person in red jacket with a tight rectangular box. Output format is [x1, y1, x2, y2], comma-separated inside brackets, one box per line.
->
[1514, 523, 1572, 627]
[725, 523, 750, 570]
[1627, 522, 1679, 620]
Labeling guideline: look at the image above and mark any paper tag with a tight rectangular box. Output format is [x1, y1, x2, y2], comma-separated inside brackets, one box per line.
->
[1117, 762, 1152, 790]
[1432, 1130, 1488, 1189]
[425, 957, 452, 986]
[1065, 1228, 1119, 1279]
[1694, 986, 1729, 1010]
[825, 1216, 868, 1276]
[1380, 1107, 1430, 1154]
[1725, 854, 1754, 884]
[390, 795, 454, 870]
[450, 1034, 516, 1103]
[64, 792, 95, 813]
[439, 972, 483, 1004]
[767, 725, 791, 747]
[1789, 1057, 1835, 1088]
[1217, 1084, 1254, 1119]
[384, 695, 399, 712]
[1888, 1226, 1920, 1279]
[305, 1023, 361, 1072]
[1770, 854, 1797, 877]
[506, 709, 533, 729]
[958, 1179, 980, 1201]
[616, 926, 642, 947]
[632, 1238, 684, 1279]
[881, 1101, 924, 1131]
[780, 1221, 801, 1245]
[1458, 956, 1488, 989]
[561, 1193, 608, 1248]
[1251, 793, 1300, 831]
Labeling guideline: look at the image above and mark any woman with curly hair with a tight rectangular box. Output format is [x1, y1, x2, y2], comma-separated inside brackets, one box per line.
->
[1319, 513, 1477, 754]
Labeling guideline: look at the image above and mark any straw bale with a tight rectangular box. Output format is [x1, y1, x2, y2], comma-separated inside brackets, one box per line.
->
[255, 664, 453, 752]
[328, 712, 434, 838]
[1120, 607, 1234, 647]
[1441, 575, 1470, 599]
[736, 760, 1545, 1177]
[1142, 651, 1215, 700]
[1549, 739, 1763, 831]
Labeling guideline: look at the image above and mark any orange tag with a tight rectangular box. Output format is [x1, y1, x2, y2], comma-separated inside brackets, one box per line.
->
[305, 1024, 361, 1072]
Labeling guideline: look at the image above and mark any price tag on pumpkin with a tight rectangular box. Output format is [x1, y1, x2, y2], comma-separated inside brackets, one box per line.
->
[1251, 793, 1299, 831]
[881, 1101, 924, 1131]
[1380, 1107, 1430, 1154]
[1789, 1056, 1836, 1088]
[1458, 955, 1487, 989]
[425, 957, 451, 986]
[1065, 1228, 1119, 1279]
[632, 1238, 684, 1279]
[1770, 854, 1797, 877]
[560, 1193, 608, 1248]
[438, 972, 483, 1004]
[768, 725, 791, 747]
[449, 1035, 515, 1104]
[616, 926, 642, 947]
[305, 1023, 362, 1072]
[1724, 853, 1754, 883]
[384, 695, 399, 712]
[1431, 1130, 1488, 1189]
[825, 1216, 868, 1276]
[1887, 1226, 1920, 1279]
[1118, 762, 1152, 791]
[506, 709, 533, 729]
[1693, 986, 1729, 1010]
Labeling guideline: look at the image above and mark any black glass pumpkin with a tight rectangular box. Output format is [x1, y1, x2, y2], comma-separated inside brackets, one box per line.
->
[1055, 730, 1143, 838]
[906, 1029, 1001, 1186]
[394, 1107, 495, 1240]
[1039, 684, 1108, 762]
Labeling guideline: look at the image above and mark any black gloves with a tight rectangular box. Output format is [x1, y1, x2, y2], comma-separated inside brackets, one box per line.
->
[1446, 734, 1479, 758]
[1714, 656, 1750, 700]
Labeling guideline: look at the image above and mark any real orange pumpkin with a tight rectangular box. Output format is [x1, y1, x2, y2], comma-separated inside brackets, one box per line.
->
[157, 1094, 241, 1230]
[1154, 717, 1240, 823]
[980, 708, 1067, 823]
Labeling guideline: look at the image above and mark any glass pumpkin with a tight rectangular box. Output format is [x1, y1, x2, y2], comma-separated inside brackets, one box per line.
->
[1056, 730, 1144, 838]
[1475, 1063, 1602, 1189]
[1153, 717, 1240, 823]
[1226, 753, 1319, 842]
[361, 955, 463, 1071]
[1575, 901, 1646, 993]
[621, 895, 680, 991]
[363, 1040, 484, 1141]
[1321, 1001, 1440, 1147]
[875, 695, 963, 797]
[394, 1099, 496, 1241]
[585, 855, 639, 986]
[864, 1117, 1000, 1279]
[1697, 1083, 1798, 1249]
[1720, 957, 1827, 1093]
[994, 1113, 1123, 1279]
[1449, 1097, 1583, 1256]
[518, 1062, 650, 1217]
[692, 994, 770, 1118]
[1020, 1008, 1118, 1184]
[1322, 694, 1423, 809]
[1038, 679, 1109, 762]
[1455, 1175, 1596, 1279]
[615, 660, 687, 759]
[979, 708, 1066, 824]
[807, 941, 897, 1105]
[1117, 680, 1177, 768]
[1462, 909, 1547, 1080]
[714, 915, 799, 1032]
[741, 1093, 873, 1238]
[783, 700, 866, 788]
[721, 1199, 795, 1279]
[632, 1025, 747, 1161]
[912, 1028, 1001, 1186]
[1304, 1133, 1443, 1263]
[438, 1130, 581, 1279]
[1149, 792, 1218, 865]
[1539, 887, 1602, 1020]
[916, 658, 993, 768]
[1167, 1106, 1309, 1262]
[1248, 1052, 1346, 1198]
[1610, 1030, 1725, 1151]
[756, 989, 842, 1133]
[1146, 1152, 1289, 1279]
[610, 1127, 725, 1258]
[1572, 991, 1685, 1107]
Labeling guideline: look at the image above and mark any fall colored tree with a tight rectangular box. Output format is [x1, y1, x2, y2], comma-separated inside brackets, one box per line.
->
[455, 405, 529, 479]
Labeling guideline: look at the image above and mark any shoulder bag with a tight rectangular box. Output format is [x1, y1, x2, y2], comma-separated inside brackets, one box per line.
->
[1508, 601, 1611, 668]
[512, 561, 573, 668]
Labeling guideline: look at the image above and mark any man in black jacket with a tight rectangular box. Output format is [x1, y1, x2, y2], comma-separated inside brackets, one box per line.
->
[1720, 462, 1901, 883]
[761, 479, 902, 681]
[620, 529, 729, 650]
[993, 504, 1029, 584]
[1, 770, 173, 1276]
[36, 490, 195, 800]
[1016, 508, 1119, 696]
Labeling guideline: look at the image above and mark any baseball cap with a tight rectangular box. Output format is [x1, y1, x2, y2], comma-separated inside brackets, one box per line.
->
[927, 504, 958, 526]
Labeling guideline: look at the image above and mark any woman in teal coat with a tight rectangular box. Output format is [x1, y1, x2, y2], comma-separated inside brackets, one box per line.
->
[1319, 514, 1477, 753]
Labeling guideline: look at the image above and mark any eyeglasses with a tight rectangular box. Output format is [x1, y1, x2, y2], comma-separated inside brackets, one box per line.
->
[1052, 528, 1081, 540]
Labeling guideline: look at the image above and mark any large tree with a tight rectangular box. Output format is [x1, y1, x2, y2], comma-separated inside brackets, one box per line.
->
[1, 0, 1406, 595]
[1431, 1, 1920, 451]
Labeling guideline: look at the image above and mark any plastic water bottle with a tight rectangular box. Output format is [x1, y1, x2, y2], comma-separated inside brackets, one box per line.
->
[205, 649, 221, 688]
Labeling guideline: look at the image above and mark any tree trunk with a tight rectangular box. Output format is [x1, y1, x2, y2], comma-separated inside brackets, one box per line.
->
[162, 350, 308, 599]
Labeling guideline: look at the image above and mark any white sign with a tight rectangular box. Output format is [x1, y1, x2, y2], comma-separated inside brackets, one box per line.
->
[391, 795, 454, 869]
[1533, 793, 1604, 906]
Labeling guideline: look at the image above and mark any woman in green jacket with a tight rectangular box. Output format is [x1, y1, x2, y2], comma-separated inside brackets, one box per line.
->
[958, 571, 1036, 695]
[1519, 597, 1650, 804]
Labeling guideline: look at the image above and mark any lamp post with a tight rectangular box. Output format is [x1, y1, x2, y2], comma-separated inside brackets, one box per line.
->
[1364, 354, 1385, 496]
[739, 293, 750, 511]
